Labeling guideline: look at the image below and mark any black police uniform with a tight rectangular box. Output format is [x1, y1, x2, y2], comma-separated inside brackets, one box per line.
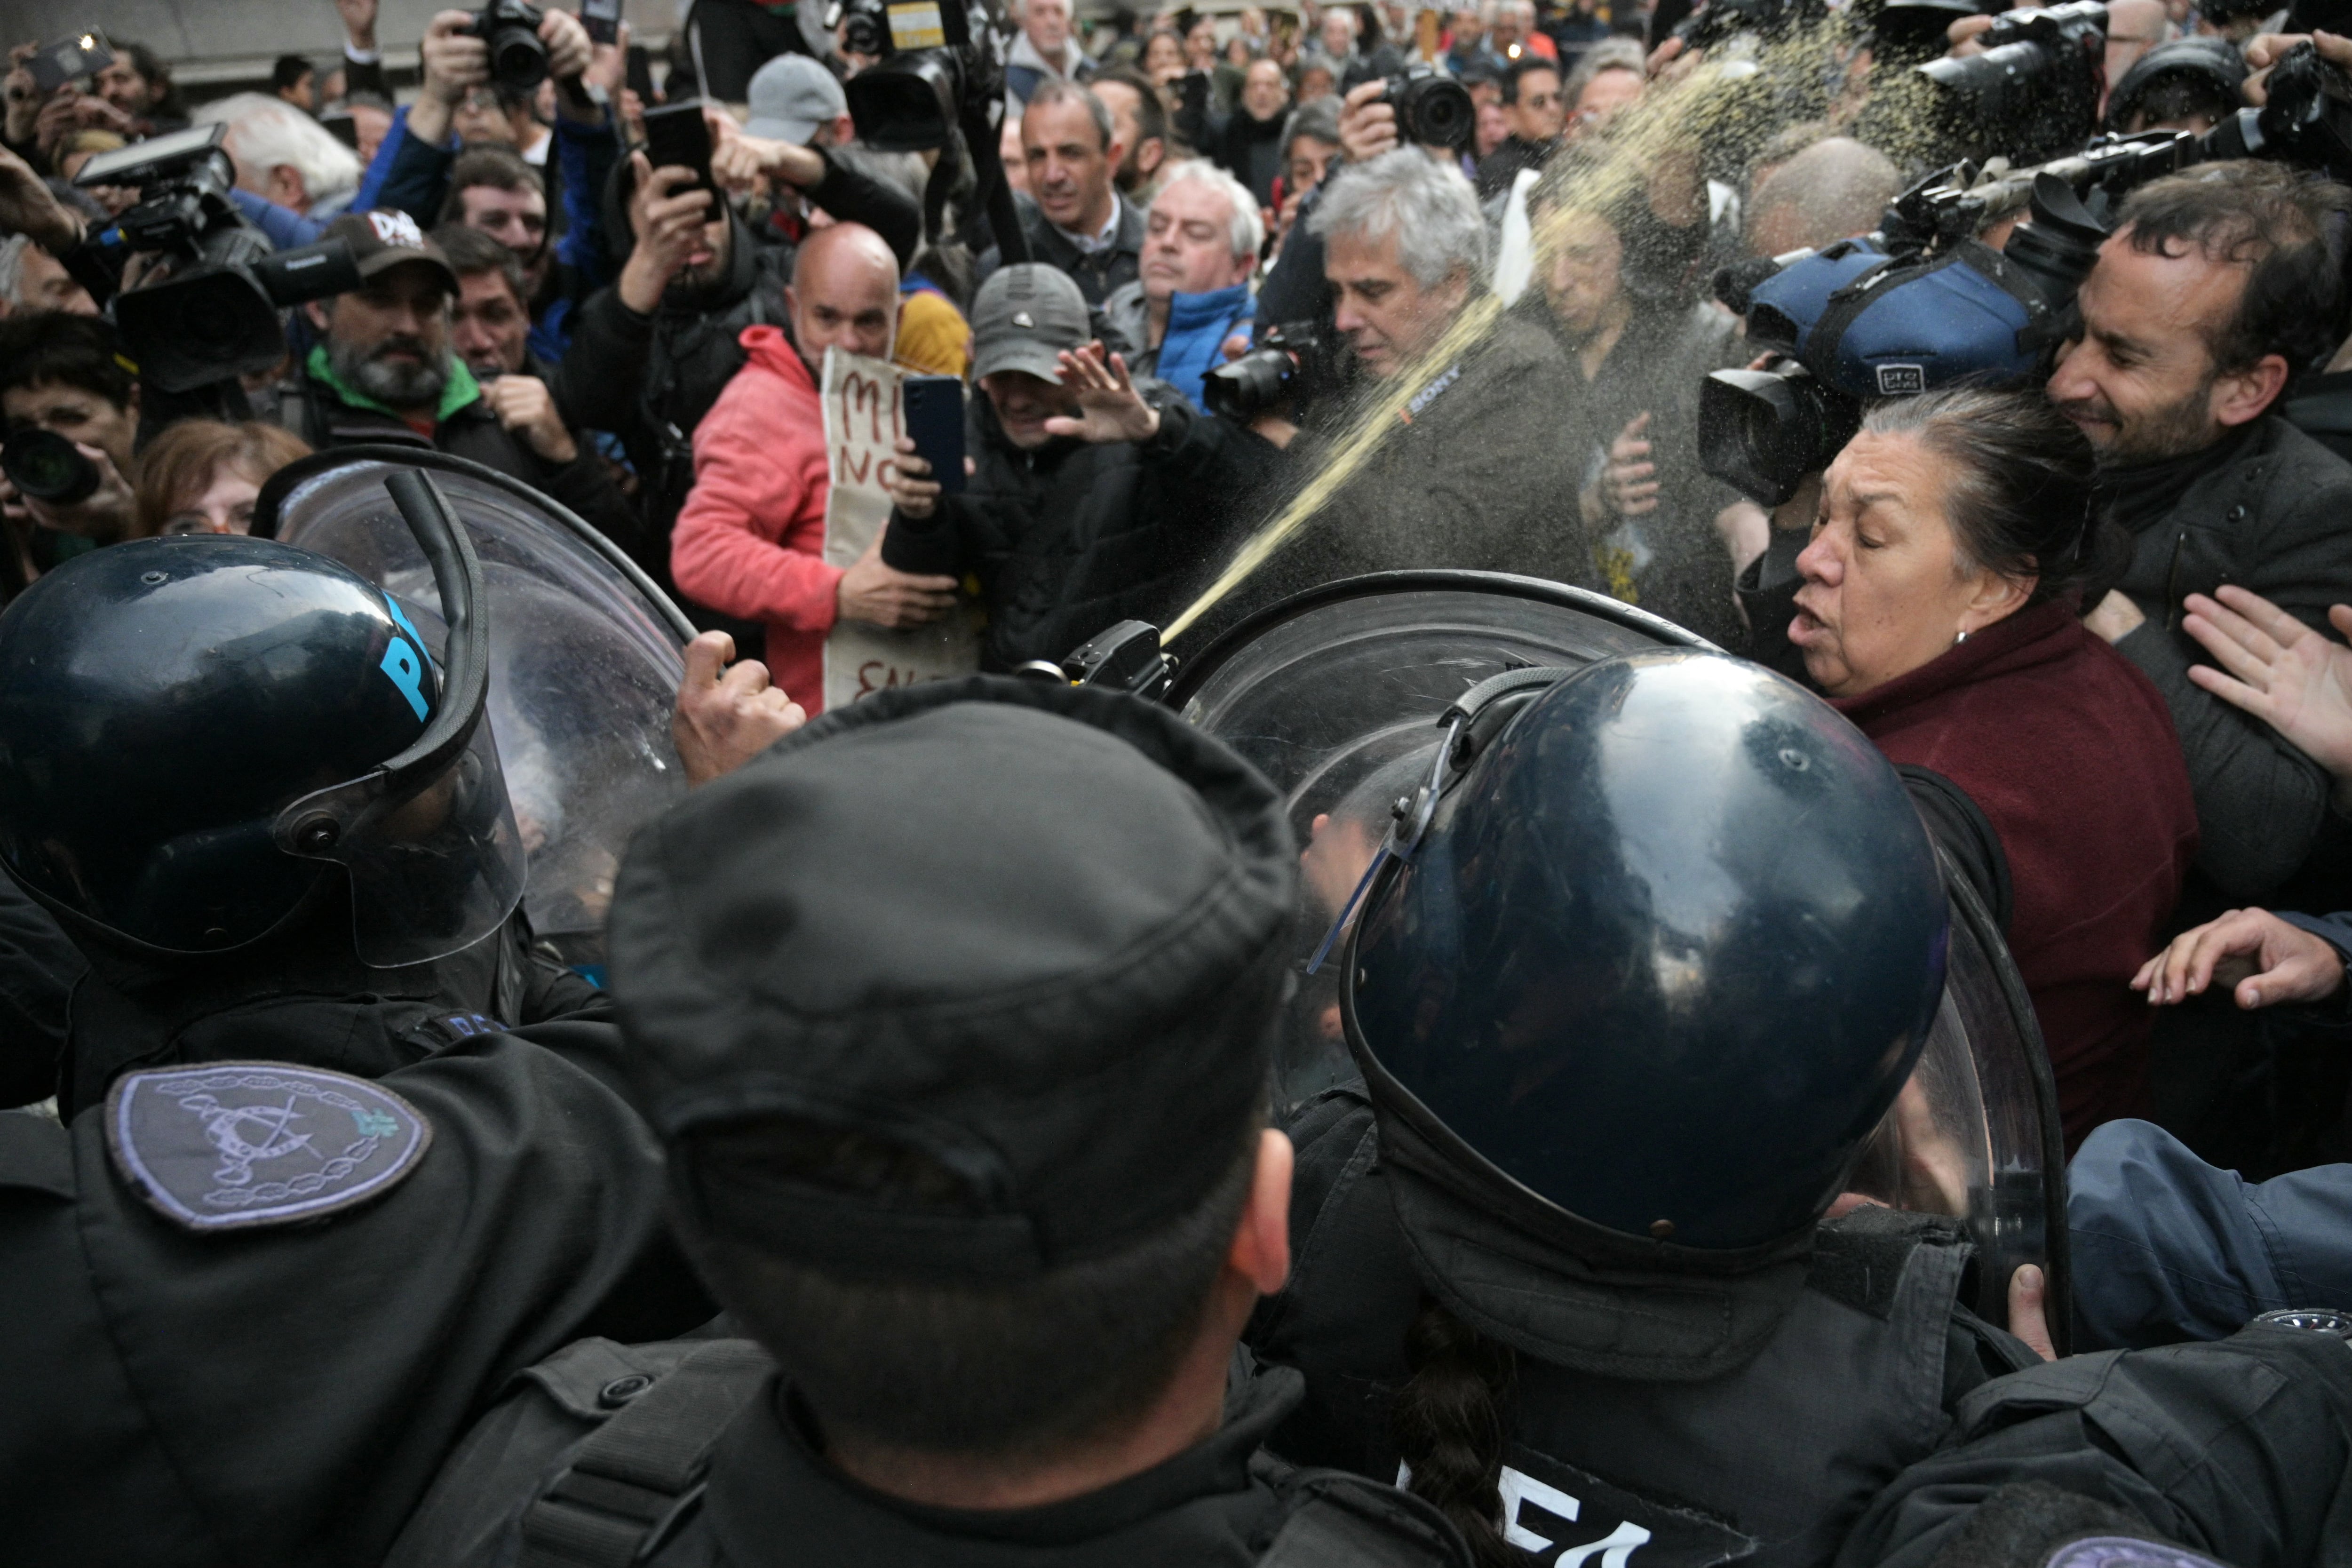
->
[1254, 1089, 2041, 1567]
[392, 1345, 1471, 1568]
[388, 676, 1475, 1568]
[1841, 1314, 2352, 1568]
[0, 1025, 707, 1568]
[1233, 649, 2049, 1566]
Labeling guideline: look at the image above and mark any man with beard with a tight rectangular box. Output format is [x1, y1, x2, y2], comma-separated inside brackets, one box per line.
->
[2050, 162, 2352, 1169]
[1090, 66, 1171, 206]
[289, 211, 636, 549]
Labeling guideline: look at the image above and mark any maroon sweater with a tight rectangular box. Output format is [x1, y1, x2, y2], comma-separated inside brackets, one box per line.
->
[1831, 600, 2199, 1148]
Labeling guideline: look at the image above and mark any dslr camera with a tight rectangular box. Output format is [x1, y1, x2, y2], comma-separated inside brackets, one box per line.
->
[1914, 0, 2110, 163]
[73, 124, 359, 393]
[1202, 321, 1350, 422]
[1378, 66, 1475, 150]
[466, 0, 549, 91]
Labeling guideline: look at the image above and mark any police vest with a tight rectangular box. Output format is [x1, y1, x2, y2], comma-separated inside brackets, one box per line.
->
[386, 1337, 1475, 1568]
[1250, 1091, 2042, 1568]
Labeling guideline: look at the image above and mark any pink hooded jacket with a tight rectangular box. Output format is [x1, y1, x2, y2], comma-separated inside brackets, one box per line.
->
[669, 325, 839, 711]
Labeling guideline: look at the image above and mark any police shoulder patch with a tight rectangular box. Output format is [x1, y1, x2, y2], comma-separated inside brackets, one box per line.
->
[104, 1062, 432, 1232]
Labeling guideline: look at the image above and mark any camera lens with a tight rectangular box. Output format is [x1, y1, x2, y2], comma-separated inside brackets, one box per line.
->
[491, 25, 550, 88]
[2, 428, 99, 507]
[1391, 74, 1476, 150]
[1203, 349, 1296, 419]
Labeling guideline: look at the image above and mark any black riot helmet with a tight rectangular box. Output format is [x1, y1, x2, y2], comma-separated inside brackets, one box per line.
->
[0, 470, 524, 968]
[1342, 650, 1947, 1254]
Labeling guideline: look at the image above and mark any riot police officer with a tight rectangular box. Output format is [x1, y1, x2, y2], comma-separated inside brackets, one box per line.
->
[386, 677, 1475, 1568]
[1244, 648, 2050, 1567]
[0, 466, 593, 1115]
[0, 467, 714, 1567]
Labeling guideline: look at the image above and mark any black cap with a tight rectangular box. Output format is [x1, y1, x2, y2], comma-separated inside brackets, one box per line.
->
[608, 676, 1297, 1284]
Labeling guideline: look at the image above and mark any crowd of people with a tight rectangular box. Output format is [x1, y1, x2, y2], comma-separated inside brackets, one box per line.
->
[8, 0, 2352, 1562]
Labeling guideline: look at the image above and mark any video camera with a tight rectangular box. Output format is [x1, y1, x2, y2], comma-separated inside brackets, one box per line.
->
[1913, 0, 2111, 164]
[837, 0, 1007, 152]
[73, 124, 360, 394]
[1701, 37, 2352, 506]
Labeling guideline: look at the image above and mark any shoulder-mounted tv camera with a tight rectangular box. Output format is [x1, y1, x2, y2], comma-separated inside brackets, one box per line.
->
[74, 123, 359, 393]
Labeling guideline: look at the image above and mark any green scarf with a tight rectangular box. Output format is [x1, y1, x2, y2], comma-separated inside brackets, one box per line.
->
[306, 344, 481, 425]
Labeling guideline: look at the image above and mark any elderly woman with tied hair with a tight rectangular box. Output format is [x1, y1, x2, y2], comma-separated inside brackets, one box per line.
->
[1793, 386, 2199, 1147]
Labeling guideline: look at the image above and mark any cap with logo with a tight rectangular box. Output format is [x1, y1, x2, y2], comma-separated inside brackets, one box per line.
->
[745, 53, 849, 144]
[969, 262, 1092, 383]
[323, 210, 460, 295]
[606, 676, 1298, 1285]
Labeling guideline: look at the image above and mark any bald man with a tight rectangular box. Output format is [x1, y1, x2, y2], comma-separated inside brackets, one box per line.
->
[672, 222, 958, 715]
[1742, 136, 1902, 259]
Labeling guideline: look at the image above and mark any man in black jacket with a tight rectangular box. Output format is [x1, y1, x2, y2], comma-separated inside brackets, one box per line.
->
[289, 211, 637, 548]
[884, 263, 1281, 669]
[977, 81, 1146, 305]
[2051, 164, 2352, 1166]
[557, 132, 921, 593]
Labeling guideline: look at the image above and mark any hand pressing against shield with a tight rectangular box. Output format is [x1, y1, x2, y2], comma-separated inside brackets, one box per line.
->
[672, 630, 806, 787]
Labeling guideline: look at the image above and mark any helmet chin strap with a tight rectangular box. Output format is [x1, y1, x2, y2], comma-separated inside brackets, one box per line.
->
[1304, 664, 1577, 975]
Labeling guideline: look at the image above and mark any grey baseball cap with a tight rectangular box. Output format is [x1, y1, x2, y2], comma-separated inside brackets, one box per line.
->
[970, 263, 1091, 382]
[745, 53, 847, 143]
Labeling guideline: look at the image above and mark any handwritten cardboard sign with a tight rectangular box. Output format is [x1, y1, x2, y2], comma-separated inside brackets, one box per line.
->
[819, 348, 981, 711]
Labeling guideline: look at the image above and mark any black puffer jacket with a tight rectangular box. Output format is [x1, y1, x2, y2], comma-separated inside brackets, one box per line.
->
[911, 391, 1283, 670]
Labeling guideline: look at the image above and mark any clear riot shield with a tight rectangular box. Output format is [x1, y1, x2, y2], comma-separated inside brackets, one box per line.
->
[1169, 569, 2068, 1346]
[257, 448, 694, 967]
[1168, 571, 1711, 1103]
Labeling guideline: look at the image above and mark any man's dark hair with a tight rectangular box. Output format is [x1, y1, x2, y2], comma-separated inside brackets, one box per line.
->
[431, 222, 527, 309]
[1026, 77, 1117, 151]
[271, 55, 315, 95]
[0, 313, 135, 410]
[115, 41, 187, 120]
[438, 145, 545, 226]
[1501, 53, 1563, 105]
[1281, 95, 1343, 167]
[2117, 162, 2352, 376]
[681, 1111, 1259, 1457]
[1864, 385, 2117, 607]
[1092, 64, 1169, 151]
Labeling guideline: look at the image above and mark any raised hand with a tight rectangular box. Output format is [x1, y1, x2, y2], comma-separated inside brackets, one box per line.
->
[2181, 584, 2352, 784]
[671, 630, 806, 786]
[1042, 342, 1161, 445]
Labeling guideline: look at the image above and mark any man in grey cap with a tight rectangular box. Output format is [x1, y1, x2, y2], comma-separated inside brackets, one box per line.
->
[882, 263, 1286, 671]
[743, 52, 853, 147]
[384, 677, 1472, 1568]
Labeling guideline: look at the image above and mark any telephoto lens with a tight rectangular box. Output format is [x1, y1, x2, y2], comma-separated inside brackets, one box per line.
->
[1, 429, 100, 508]
[1698, 362, 1860, 508]
[470, 0, 549, 90]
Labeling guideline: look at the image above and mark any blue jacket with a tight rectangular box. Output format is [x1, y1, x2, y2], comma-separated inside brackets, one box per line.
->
[1153, 282, 1255, 414]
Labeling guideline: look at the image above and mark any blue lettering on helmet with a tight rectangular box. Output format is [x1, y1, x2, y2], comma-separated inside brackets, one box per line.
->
[381, 593, 437, 671]
[380, 637, 429, 721]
